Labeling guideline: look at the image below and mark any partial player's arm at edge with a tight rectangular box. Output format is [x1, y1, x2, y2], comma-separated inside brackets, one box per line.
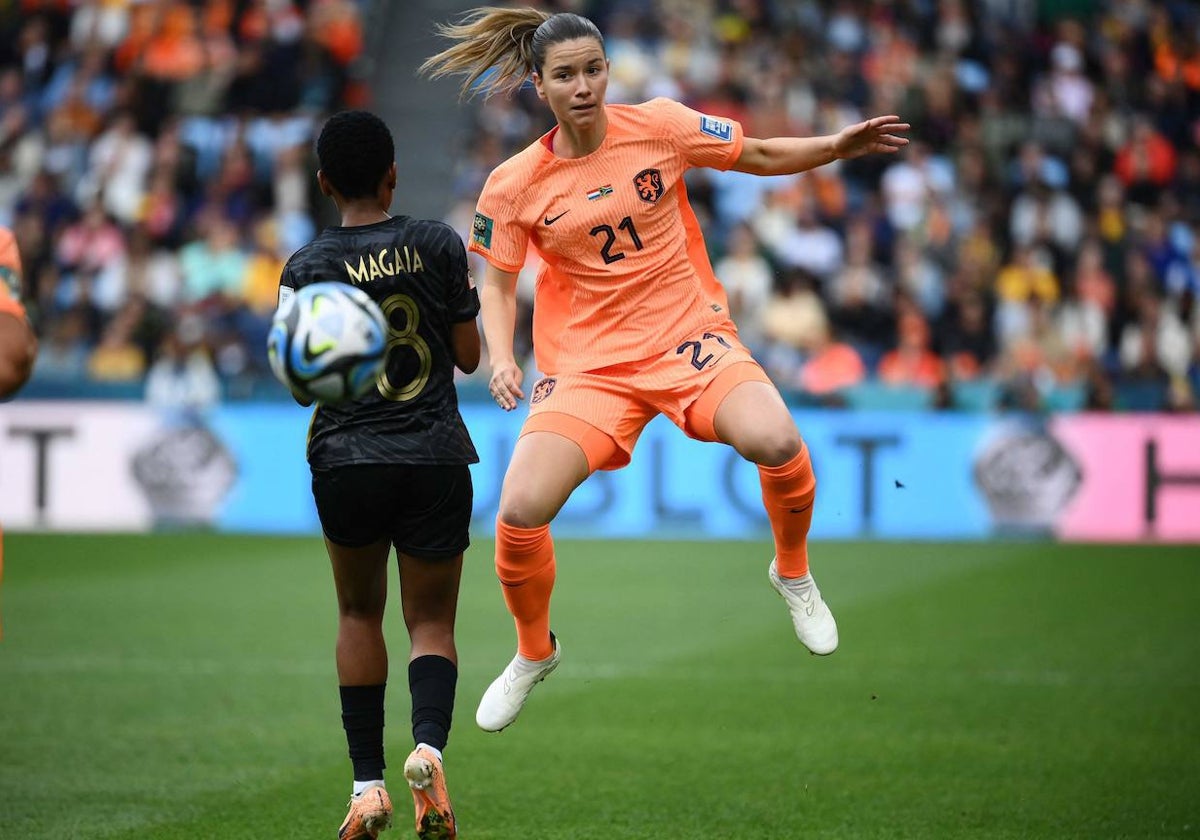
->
[732, 115, 910, 176]
[0, 308, 36, 400]
[0, 226, 35, 399]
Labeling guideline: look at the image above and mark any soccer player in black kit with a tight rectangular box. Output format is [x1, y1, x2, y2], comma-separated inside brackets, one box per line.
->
[278, 110, 479, 840]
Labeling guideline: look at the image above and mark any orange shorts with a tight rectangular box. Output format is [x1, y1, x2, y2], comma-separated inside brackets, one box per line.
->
[521, 327, 772, 472]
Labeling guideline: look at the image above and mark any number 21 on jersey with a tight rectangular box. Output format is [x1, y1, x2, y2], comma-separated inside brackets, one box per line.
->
[589, 216, 643, 265]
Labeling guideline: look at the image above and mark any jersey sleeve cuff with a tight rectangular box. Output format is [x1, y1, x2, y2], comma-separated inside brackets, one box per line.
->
[719, 132, 746, 172]
[467, 246, 523, 274]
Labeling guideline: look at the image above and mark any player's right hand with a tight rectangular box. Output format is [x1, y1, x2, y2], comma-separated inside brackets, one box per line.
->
[489, 359, 524, 411]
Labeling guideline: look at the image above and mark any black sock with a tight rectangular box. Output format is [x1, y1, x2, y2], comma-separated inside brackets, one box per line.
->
[409, 655, 457, 752]
[340, 684, 386, 781]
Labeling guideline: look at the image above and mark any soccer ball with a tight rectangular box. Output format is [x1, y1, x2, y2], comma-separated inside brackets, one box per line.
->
[267, 281, 389, 404]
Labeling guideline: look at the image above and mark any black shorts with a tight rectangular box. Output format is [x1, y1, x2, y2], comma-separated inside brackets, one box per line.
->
[311, 464, 473, 559]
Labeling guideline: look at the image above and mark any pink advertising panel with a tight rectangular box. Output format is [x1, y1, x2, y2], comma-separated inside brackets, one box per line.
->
[1052, 415, 1200, 543]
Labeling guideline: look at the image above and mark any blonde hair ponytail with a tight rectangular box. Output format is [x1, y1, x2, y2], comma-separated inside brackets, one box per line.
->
[419, 7, 550, 99]
[420, 7, 604, 99]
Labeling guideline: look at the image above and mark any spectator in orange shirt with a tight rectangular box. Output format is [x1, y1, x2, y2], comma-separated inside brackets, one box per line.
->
[141, 3, 206, 82]
[1114, 117, 1178, 199]
[1154, 32, 1200, 91]
[311, 0, 364, 67]
[878, 308, 946, 389]
[797, 314, 866, 398]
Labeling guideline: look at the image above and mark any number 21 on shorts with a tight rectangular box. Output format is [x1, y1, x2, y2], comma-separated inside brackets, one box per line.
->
[676, 332, 732, 371]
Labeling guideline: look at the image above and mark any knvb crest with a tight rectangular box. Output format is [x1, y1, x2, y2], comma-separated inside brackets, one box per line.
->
[634, 168, 664, 203]
[531, 377, 557, 404]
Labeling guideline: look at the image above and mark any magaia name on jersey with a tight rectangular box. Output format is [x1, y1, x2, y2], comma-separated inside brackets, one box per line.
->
[343, 245, 426, 284]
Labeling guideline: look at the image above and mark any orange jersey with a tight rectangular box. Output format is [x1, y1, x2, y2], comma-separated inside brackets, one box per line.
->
[0, 226, 16, 640]
[469, 98, 745, 374]
[0, 227, 27, 320]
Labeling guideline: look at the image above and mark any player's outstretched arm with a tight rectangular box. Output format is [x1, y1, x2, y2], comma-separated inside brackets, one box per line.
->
[732, 115, 910, 176]
[0, 312, 36, 399]
[479, 264, 524, 411]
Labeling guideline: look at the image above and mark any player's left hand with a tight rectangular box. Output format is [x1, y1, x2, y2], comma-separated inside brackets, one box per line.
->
[833, 116, 910, 160]
[489, 358, 524, 411]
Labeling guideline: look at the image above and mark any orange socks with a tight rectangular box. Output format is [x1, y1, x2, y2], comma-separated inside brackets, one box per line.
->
[758, 443, 817, 578]
[494, 519, 557, 661]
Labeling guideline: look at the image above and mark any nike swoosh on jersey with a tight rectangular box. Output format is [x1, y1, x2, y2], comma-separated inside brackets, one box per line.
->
[543, 210, 569, 225]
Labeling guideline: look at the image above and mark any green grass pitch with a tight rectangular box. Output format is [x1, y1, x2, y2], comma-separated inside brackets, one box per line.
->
[1, 534, 1197, 839]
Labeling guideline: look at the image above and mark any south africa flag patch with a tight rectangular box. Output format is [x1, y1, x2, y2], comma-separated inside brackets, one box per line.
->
[586, 185, 613, 201]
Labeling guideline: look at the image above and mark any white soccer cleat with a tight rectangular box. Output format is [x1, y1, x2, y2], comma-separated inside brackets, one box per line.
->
[475, 636, 561, 732]
[769, 559, 839, 655]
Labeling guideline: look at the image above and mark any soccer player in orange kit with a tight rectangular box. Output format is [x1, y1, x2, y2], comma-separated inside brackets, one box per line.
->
[0, 225, 40, 640]
[0, 227, 36, 400]
[422, 7, 910, 732]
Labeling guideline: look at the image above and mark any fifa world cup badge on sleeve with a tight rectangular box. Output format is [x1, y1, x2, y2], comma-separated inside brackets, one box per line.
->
[700, 115, 733, 141]
[472, 212, 494, 249]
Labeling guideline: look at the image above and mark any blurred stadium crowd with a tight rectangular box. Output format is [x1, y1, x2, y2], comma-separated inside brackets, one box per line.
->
[4, 0, 1199, 413]
[2, 0, 365, 404]
[452, 0, 1200, 413]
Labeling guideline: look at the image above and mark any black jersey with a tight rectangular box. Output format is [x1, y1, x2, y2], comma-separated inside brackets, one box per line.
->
[280, 216, 480, 468]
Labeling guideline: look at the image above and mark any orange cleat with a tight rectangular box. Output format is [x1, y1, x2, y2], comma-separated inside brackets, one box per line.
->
[338, 783, 393, 839]
[403, 746, 457, 839]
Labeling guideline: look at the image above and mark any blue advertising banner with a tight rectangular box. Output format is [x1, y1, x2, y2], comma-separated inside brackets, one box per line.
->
[3, 402, 1194, 540]
[210, 405, 319, 534]
[210, 405, 995, 540]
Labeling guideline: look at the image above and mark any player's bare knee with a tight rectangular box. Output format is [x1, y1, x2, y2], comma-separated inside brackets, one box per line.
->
[741, 427, 802, 467]
[497, 488, 555, 529]
[337, 599, 386, 623]
[496, 506, 552, 529]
